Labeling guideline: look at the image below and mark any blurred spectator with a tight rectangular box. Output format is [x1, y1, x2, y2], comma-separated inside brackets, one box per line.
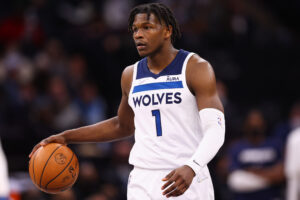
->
[48, 75, 81, 131]
[57, 0, 95, 26]
[0, 1, 45, 50]
[50, 189, 76, 200]
[34, 39, 67, 76]
[74, 80, 109, 159]
[216, 80, 241, 141]
[77, 81, 107, 125]
[2, 43, 34, 86]
[102, 0, 133, 30]
[21, 188, 44, 200]
[85, 192, 109, 200]
[66, 54, 88, 96]
[9, 172, 39, 200]
[226, 109, 284, 200]
[100, 183, 121, 200]
[285, 127, 300, 200]
[273, 101, 300, 149]
[75, 161, 101, 199]
[110, 140, 133, 192]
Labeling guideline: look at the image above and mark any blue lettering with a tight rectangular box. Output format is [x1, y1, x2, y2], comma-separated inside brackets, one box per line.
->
[157, 93, 165, 104]
[133, 92, 182, 107]
[142, 95, 151, 106]
[133, 96, 142, 107]
[166, 93, 173, 104]
[152, 94, 158, 105]
[174, 92, 182, 104]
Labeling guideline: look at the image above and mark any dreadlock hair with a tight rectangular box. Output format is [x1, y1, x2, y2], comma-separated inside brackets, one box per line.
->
[128, 3, 181, 45]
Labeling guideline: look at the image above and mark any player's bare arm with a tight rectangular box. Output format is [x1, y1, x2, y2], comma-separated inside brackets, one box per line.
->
[162, 54, 224, 197]
[29, 65, 135, 158]
[186, 54, 224, 112]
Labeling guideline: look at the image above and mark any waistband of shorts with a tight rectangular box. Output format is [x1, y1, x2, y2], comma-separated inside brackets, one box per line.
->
[133, 166, 174, 172]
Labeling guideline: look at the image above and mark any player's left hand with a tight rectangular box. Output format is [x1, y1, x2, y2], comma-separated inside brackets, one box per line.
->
[161, 165, 195, 198]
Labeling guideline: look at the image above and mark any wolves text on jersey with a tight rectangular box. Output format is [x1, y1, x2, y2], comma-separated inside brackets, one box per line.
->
[133, 92, 182, 107]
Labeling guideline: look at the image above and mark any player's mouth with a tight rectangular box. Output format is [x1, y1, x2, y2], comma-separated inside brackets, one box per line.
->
[136, 42, 147, 50]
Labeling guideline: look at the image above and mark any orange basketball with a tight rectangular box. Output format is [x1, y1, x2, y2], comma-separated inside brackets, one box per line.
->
[29, 143, 79, 194]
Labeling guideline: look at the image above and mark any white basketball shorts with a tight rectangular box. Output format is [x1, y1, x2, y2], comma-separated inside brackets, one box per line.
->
[127, 166, 214, 200]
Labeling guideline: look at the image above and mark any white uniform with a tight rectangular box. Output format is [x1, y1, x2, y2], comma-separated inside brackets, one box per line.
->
[285, 127, 300, 200]
[127, 49, 214, 199]
[0, 139, 10, 199]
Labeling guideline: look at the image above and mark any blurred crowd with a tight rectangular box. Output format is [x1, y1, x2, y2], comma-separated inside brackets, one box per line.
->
[0, 0, 299, 200]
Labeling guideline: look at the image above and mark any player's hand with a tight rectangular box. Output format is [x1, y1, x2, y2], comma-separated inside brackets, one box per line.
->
[29, 134, 67, 158]
[161, 165, 195, 198]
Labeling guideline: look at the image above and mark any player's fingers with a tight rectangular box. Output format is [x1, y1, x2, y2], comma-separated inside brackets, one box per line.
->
[162, 173, 178, 190]
[29, 137, 53, 158]
[162, 170, 175, 181]
[162, 179, 174, 190]
[29, 143, 41, 158]
[167, 184, 188, 197]
[162, 178, 183, 195]
[162, 182, 177, 196]
[40, 138, 50, 146]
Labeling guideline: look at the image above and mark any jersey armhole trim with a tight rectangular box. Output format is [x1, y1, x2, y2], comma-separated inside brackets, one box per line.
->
[128, 62, 139, 99]
[182, 53, 195, 96]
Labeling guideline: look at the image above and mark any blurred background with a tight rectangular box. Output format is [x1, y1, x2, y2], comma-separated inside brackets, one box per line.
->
[0, 0, 299, 199]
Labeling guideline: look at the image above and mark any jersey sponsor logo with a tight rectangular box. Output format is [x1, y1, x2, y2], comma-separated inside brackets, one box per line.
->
[166, 76, 180, 82]
[133, 92, 182, 107]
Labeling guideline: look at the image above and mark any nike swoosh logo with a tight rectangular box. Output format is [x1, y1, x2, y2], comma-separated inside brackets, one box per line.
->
[193, 160, 200, 166]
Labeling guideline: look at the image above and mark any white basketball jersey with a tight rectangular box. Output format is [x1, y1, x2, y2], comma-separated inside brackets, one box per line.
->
[128, 49, 204, 169]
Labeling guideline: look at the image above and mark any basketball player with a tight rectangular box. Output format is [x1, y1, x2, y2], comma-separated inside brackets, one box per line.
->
[30, 3, 225, 199]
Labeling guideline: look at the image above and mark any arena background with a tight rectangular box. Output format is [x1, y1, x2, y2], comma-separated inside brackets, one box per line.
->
[0, 0, 299, 199]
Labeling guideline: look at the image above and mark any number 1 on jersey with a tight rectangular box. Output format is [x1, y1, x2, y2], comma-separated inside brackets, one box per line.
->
[151, 109, 162, 136]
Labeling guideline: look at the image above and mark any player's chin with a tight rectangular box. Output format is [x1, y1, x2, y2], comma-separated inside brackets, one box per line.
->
[136, 49, 149, 57]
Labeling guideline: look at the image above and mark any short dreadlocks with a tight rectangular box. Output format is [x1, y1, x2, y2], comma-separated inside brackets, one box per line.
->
[128, 3, 181, 44]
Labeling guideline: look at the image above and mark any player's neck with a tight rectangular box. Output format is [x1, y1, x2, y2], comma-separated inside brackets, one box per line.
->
[147, 45, 178, 75]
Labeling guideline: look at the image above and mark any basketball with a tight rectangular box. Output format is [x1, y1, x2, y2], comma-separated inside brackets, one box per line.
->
[28, 143, 79, 194]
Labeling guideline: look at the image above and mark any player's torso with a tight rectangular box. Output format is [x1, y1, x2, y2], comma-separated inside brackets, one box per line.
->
[128, 49, 203, 169]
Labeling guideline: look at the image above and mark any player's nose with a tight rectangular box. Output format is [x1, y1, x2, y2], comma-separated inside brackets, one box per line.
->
[134, 29, 144, 39]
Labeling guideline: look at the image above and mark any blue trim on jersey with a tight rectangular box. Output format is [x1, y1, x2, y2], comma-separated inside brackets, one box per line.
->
[132, 81, 183, 93]
[136, 49, 190, 79]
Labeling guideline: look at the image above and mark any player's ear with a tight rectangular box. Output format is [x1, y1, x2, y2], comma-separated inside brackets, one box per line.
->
[164, 25, 172, 40]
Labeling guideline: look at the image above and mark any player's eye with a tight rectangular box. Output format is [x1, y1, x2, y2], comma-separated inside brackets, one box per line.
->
[132, 27, 138, 32]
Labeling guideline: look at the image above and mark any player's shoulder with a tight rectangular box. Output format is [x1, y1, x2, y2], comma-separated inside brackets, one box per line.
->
[122, 64, 134, 78]
[185, 52, 217, 93]
[121, 64, 135, 95]
[186, 53, 215, 81]
[187, 53, 212, 73]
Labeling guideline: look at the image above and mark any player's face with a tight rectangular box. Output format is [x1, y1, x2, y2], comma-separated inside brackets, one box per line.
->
[132, 13, 167, 57]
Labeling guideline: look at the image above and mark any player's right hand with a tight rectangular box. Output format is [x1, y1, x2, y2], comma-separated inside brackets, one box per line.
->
[29, 134, 67, 158]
